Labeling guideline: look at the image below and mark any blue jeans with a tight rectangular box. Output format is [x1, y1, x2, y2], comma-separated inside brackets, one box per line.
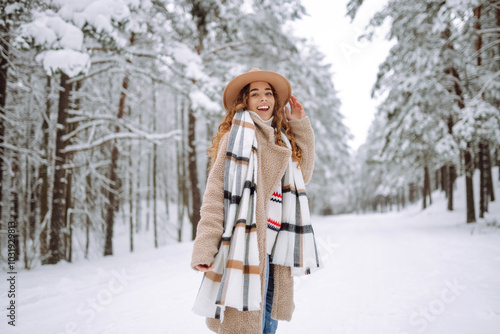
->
[263, 254, 278, 333]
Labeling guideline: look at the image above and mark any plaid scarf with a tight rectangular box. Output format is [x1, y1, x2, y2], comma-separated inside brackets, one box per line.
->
[192, 111, 322, 322]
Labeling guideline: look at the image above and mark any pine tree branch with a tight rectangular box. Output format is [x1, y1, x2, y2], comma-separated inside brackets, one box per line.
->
[66, 64, 116, 85]
[476, 71, 500, 99]
[0, 142, 46, 164]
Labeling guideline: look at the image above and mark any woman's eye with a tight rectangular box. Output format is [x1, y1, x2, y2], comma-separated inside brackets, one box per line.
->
[266, 92, 272, 96]
[251, 93, 258, 97]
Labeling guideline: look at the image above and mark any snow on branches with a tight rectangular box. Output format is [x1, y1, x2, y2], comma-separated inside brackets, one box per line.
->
[16, 0, 133, 78]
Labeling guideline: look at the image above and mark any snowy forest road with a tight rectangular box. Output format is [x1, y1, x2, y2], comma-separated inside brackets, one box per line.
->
[280, 210, 500, 334]
[3, 200, 500, 334]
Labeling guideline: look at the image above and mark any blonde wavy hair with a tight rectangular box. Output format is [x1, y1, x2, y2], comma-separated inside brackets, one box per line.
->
[207, 83, 303, 170]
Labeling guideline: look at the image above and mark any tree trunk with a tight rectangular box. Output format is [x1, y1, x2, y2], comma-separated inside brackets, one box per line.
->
[485, 142, 495, 202]
[446, 115, 454, 211]
[29, 165, 36, 242]
[409, 183, 416, 203]
[40, 76, 51, 264]
[135, 115, 142, 233]
[10, 192, 20, 261]
[479, 141, 487, 218]
[475, 6, 495, 203]
[395, 190, 400, 211]
[474, 5, 491, 219]
[182, 103, 189, 239]
[401, 186, 406, 209]
[146, 147, 151, 231]
[188, 4, 211, 240]
[152, 80, 158, 248]
[24, 66, 36, 268]
[10, 142, 19, 262]
[176, 100, 185, 242]
[440, 165, 447, 194]
[447, 164, 455, 211]
[29, 167, 36, 241]
[65, 171, 73, 261]
[153, 143, 158, 247]
[495, 148, 500, 180]
[177, 142, 183, 242]
[64, 80, 81, 262]
[25, 164, 34, 269]
[442, 24, 464, 212]
[0, 21, 9, 225]
[23, 206, 28, 268]
[423, 167, 428, 210]
[129, 143, 134, 253]
[474, 5, 483, 67]
[163, 92, 172, 232]
[85, 172, 91, 259]
[464, 145, 476, 223]
[188, 106, 202, 240]
[47, 73, 71, 264]
[64, 145, 74, 263]
[104, 145, 118, 256]
[434, 169, 439, 192]
[104, 34, 134, 256]
[497, 6, 500, 69]
[424, 165, 431, 207]
[104, 74, 128, 256]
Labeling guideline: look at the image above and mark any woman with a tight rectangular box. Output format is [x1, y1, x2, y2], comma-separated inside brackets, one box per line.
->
[191, 68, 322, 334]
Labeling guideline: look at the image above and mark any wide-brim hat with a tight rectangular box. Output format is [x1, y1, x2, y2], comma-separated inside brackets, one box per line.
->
[222, 68, 291, 112]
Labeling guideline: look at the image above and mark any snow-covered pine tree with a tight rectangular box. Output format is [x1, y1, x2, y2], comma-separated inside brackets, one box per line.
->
[16, 0, 155, 261]
[0, 0, 30, 264]
[351, 0, 459, 211]
[349, 0, 499, 221]
[16, 3, 94, 263]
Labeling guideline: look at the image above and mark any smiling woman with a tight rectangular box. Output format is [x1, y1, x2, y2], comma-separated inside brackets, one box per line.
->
[247, 81, 275, 120]
[190, 68, 323, 333]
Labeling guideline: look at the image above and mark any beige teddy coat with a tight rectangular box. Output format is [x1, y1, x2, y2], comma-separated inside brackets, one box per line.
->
[191, 112, 315, 334]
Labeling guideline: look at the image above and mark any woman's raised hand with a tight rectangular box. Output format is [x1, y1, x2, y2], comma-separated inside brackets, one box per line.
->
[285, 95, 305, 121]
[195, 263, 214, 272]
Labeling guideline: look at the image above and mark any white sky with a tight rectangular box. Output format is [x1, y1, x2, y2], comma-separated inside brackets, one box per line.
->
[293, 0, 393, 150]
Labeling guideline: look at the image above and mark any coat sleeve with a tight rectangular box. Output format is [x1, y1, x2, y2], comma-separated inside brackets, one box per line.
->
[190, 132, 229, 271]
[288, 116, 315, 184]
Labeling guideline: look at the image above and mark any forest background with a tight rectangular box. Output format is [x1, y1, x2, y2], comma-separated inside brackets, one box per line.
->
[0, 0, 498, 269]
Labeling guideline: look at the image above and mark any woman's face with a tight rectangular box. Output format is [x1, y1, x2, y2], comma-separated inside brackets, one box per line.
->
[247, 81, 275, 121]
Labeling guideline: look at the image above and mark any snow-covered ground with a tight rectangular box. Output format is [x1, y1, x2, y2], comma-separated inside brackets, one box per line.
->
[2, 170, 500, 334]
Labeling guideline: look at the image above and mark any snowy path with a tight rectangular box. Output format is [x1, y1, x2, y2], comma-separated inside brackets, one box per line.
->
[3, 194, 500, 334]
[279, 211, 500, 334]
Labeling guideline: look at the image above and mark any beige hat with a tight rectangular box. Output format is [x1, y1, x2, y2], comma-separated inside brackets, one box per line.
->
[222, 68, 291, 112]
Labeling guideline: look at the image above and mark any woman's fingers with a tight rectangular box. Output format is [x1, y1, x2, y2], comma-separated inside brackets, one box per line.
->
[288, 95, 305, 119]
[196, 264, 214, 272]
